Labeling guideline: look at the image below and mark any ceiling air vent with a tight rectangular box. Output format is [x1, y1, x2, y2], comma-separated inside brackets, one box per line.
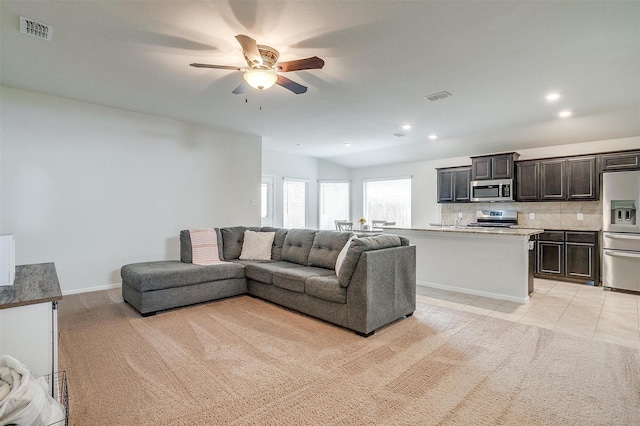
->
[20, 16, 53, 41]
[425, 91, 452, 102]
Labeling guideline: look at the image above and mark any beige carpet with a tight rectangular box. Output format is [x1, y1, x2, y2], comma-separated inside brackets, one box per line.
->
[58, 289, 640, 425]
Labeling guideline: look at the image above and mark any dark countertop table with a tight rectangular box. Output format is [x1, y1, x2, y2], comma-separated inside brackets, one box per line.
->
[0, 262, 63, 309]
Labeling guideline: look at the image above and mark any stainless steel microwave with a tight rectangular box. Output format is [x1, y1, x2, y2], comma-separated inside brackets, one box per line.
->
[470, 179, 514, 202]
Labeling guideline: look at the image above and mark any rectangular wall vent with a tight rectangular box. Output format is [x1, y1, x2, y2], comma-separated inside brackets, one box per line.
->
[20, 16, 53, 41]
[425, 91, 452, 102]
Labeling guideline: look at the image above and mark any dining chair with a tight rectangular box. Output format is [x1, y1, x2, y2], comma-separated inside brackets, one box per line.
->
[334, 220, 353, 231]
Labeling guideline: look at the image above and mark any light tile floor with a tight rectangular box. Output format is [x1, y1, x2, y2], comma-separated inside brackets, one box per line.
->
[417, 278, 640, 351]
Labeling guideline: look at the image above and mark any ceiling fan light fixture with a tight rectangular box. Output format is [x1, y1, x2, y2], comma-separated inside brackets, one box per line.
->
[243, 69, 278, 90]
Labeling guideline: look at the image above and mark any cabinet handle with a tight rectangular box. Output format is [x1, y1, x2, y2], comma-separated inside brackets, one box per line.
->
[604, 250, 640, 259]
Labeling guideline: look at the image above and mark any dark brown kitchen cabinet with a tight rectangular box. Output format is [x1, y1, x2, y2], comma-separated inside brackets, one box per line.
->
[566, 156, 598, 200]
[516, 155, 598, 202]
[600, 150, 640, 172]
[471, 153, 518, 180]
[535, 230, 599, 284]
[536, 231, 565, 276]
[437, 166, 471, 203]
[516, 161, 539, 201]
[539, 159, 566, 200]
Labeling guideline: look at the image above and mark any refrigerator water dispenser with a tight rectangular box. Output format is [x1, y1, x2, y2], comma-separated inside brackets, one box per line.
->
[610, 200, 636, 225]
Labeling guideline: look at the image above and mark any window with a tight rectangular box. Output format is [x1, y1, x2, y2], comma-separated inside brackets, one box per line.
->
[363, 177, 411, 227]
[283, 178, 308, 228]
[319, 181, 350, 230]
[261, 176, 274, 227]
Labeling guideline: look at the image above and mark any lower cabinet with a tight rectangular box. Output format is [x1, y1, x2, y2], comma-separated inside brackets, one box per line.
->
[535, 230, 599, 284]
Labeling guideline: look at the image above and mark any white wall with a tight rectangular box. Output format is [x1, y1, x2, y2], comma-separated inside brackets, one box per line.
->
[351, 136, 640, 227]
[0, 86, 262, 294]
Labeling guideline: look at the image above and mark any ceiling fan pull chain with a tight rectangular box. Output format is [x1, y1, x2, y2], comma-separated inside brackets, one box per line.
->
[259, 90, 262, 111]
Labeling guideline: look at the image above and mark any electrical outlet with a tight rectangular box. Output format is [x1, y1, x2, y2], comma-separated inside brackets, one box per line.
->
[577, 213, 584, 221]
[457, 212, 463, 219]
[251, 199, 258, 206]
[529, 212, 535, 220]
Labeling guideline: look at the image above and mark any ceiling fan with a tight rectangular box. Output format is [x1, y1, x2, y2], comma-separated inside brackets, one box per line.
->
[190, 34, 324, 95]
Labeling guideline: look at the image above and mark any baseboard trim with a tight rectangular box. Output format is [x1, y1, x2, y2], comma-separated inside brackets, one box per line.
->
[62, 282, 122, 296]
[417, 280, 529, 304]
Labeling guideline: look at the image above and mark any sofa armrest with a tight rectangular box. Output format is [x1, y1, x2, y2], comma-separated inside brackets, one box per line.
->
[345, 245, 416, 335]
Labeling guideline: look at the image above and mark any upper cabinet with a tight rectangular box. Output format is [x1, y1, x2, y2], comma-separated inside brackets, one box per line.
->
[515, 161, 539, 201]
[540, 159, 566, 200]
[437, 166, 471, 203]
[600, 150, 640, 172]
[516, 155, 598, 202]
[471, 153, 519, 180]
[566, 156, 599, 200]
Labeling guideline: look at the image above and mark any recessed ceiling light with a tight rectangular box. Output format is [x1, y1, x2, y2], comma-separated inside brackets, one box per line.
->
[402, 124, 412, 130]
[393, 132, 405, 137]
[546, 92, 561, 102]
[558, 110, 572, 118]
[344, 143, 351, 147]
[428, 134, 438, 140]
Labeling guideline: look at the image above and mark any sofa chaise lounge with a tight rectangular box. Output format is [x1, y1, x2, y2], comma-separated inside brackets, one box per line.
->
[121, 227, 416, 336]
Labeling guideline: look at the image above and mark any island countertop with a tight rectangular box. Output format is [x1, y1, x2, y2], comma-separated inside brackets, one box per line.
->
[390, 226, 544, 237]
[388, 227, 538, 303]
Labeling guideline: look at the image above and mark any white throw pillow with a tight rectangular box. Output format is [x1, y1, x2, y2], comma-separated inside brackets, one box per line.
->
[335, 235, 357, 278]
[239, 230, 275, 261]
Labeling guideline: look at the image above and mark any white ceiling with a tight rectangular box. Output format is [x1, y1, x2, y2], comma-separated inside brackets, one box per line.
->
[1, 1, 639, 168]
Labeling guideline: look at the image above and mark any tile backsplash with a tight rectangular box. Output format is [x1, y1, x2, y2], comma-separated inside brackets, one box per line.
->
[441, 200, 602, 230]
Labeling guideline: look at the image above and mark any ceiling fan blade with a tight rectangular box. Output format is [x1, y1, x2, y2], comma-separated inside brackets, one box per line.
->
[235, 34, 262, 66]
[276, 56, 325, 72]
[232, 81, 249, 95]
[190, 63, 241, 71]
[276, 75, 307, 94]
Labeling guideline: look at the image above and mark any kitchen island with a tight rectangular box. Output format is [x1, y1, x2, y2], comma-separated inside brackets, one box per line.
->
[386, 226, 544, 303]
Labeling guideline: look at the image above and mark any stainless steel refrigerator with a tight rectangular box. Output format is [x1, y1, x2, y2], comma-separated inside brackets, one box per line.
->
[602, 170, 640, 292]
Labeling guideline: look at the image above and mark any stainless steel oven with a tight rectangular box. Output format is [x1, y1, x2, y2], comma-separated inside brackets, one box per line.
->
[470, 179, 514, 202]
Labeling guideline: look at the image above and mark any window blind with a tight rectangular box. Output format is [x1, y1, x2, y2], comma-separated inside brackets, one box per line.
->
[283, 179, 308, 228]
[319, 181, 350, 230]
[363, 178, 411, 227]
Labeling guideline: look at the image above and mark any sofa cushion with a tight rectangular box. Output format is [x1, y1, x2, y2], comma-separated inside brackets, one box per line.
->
[180, 229, 224, 263]
[260, 227, 288, 260]
[121, 261, 245, 292]
[305, 275, 346, 304]
[308, 231, 352, 270]
[337, 235, 408, 288]
[280, 229, 317, 266]
[272, 266, 334, 293]
[239, 230, 275, 260]
[241, 261, 299, 284]
[219, 226, 261, 260]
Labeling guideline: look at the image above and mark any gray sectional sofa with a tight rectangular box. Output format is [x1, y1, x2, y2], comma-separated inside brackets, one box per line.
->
[121, 226, 416, 336]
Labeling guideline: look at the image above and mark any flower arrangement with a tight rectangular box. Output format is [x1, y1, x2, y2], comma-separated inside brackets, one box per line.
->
[358, 217, 367, 225]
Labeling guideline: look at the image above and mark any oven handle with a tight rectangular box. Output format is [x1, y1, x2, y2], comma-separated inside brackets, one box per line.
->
[604, 233, 640, 241]
[604, 250, 640, 259]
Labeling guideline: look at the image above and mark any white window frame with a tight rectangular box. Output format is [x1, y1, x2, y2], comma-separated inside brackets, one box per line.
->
[283, 177, 309, 229]
[261, 175, 275, 227]
[318, 180, 351, 230]
[363, 176, 412, 228]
